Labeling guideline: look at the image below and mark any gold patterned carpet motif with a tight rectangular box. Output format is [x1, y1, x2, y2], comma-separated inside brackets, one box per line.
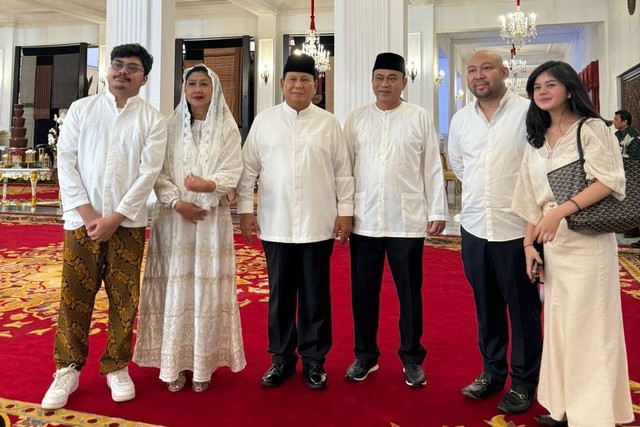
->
[1, 216, 638, 427]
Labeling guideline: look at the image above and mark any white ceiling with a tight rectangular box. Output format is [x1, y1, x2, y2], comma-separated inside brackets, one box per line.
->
[0, 0, 584, 80]
[447, 23, 584, 77]
[0, 0, 339, 26]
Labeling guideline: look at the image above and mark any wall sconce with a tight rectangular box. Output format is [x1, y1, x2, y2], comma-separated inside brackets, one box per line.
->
[435, 69, 446, 85]
[455, 89, 465, 100]
[407, 62, 418, 83]
[260, 64, 271, 84]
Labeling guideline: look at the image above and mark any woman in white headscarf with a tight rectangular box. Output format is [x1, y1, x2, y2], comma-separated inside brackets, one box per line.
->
[134, 64, 245, 392]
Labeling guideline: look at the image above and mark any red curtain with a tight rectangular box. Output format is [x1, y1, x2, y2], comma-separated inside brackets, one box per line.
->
[579, 60, 600, 113]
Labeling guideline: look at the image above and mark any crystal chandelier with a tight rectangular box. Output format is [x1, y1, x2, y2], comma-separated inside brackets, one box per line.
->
[505, 75, 525, 92]
[503, 45, 527, 79]
[504, 45, 527, 92]
[300, 0, 331, 77]
[499, 0, 537, 50]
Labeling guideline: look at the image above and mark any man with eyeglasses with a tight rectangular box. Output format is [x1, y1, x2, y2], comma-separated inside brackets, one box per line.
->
[41, 43, 167, 410]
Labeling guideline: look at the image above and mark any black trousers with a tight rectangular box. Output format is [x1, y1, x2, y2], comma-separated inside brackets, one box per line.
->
[262, 239, 334, 365]
[350, 233, 427, 365]
[460, 226, 542, 390]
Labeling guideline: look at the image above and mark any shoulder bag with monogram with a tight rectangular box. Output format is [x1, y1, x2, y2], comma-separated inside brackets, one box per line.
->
[546, 118, 640, 235]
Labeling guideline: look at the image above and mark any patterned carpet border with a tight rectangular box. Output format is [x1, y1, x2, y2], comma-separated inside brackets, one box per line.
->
[0, 214, 62, 225]
[0, 398, 164, 427]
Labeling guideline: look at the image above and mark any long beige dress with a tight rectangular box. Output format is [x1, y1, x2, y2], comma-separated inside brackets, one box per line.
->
[134, 65, 246, 383]
[512, 118, 634, 426]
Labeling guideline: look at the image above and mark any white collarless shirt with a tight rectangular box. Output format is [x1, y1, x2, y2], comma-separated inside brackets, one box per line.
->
[447, 91, 528, 241]
[57, 91, 167, 230]
[344, 102, 448, 237]
[236, 102, 354, 243]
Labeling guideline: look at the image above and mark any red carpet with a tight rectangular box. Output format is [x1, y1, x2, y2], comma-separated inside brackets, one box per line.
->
[0, 216, 639, 426]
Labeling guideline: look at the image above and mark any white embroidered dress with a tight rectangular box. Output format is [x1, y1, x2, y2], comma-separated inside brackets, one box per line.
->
[512, 118, 633, 425]
[134, 65, 246, 383]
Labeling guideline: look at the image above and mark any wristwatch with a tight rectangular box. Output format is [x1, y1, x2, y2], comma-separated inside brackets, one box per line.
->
[170, 198, 179, 210]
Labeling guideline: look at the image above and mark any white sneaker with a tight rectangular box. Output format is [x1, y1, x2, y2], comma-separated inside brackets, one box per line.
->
[106, 366, 135, 402]
[41, 364, 80, 410]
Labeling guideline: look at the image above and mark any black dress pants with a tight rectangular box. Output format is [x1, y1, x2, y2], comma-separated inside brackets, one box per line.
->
[460, 226, 542, 390]
[262, 239, 334, 365]
[350, 233, 427, 365]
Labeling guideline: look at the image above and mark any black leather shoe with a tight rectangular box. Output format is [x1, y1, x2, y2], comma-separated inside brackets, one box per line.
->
[497, 385, 535, 414]
[261, 363, 296, 387]
[631, 240, 640, 249]
[461, 372, 504, 399]
[345, 359, 379, 381]
[302, 361, 327, 390]
[623, 229, 640, 238]
[533, 415, 568, 426]
[403, 363, 426, 387]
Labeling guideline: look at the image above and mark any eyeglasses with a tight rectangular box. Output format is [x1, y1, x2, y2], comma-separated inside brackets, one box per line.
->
[111, 60, 143, 74]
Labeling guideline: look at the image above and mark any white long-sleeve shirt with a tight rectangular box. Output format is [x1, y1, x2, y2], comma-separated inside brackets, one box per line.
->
[236, 102, 354, 243]
[447, 91, 528, 241]
[57, 91, 167, 230]
[344, 102, 447, 237]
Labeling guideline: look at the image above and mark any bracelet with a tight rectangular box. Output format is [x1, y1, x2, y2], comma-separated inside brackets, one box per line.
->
[170, 199, 179, 210]
[523, 243, 534, 249]
[568, 198, 582, 212]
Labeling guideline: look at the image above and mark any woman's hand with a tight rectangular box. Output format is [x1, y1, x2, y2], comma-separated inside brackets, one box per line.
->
[532, 208, 563, 243]
[184, 173, 216, 193]
[175, 201, 207, 224]
[525, 245, 543, 282]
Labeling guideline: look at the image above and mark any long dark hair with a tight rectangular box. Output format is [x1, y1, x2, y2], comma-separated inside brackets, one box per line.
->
[525, 61, 603, 148]
[184, 65, 211, 126]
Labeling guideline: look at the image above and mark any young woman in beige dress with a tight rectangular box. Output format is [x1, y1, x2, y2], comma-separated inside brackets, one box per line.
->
[512, 61, 634, 426]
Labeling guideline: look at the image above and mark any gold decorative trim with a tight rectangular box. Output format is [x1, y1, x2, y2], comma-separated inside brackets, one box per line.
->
[0, 398, 166, 427]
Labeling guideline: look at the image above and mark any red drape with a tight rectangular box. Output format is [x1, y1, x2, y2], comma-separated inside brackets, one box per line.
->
[579, 60, 600, 113]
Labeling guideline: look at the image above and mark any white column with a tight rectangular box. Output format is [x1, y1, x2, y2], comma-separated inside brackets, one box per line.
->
[334, 0, 408, 124]
[0, 27, 17, 130]
[256, 14, 278, 114]
[105, 0, 175, 115]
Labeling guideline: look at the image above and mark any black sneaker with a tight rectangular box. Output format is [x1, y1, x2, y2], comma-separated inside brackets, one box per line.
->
[497, 385, 535, 414]
[402, 363, 426, 387]
[345, 359, 379, 381]
[302, 360, 327, 390]
[261, 362, 296, 387]
[461, 371, 504, 399]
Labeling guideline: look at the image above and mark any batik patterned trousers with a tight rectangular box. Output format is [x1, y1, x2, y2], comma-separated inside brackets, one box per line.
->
[53, 226, 145, 375]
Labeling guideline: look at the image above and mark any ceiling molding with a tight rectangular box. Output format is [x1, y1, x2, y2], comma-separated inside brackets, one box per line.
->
[22, 0, 105, 24]
[176, 2, 252, 19]
[227, 0, 280, 15]
[452, 32, 579, 48]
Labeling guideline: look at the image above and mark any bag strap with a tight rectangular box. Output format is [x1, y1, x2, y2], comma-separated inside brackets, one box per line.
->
[576, 117, 587, 167]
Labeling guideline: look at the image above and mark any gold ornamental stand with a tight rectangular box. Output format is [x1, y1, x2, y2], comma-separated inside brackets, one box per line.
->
[0, 168, 54, 210]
